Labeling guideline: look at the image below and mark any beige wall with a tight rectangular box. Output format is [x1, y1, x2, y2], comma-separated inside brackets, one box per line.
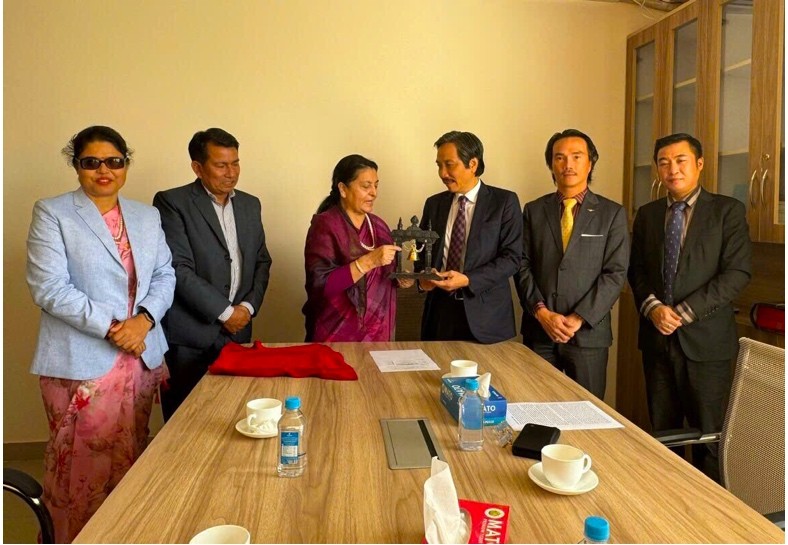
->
[4, 0, 653, 443]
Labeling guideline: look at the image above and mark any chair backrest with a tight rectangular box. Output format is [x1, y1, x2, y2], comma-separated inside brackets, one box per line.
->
[3, 468, 55, 543]
[720, 337, 785, 515]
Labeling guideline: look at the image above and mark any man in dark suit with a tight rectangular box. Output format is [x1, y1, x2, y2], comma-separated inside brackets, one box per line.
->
[418, 131, 522, 343]
[153, 128, 272, 420]
[517, 129, 629, 399]
[629, 133, 751, 480]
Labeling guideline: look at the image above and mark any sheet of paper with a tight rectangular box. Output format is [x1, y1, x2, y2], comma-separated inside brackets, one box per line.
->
[369, 349, 440, 373]
[505, 401, 624, 431]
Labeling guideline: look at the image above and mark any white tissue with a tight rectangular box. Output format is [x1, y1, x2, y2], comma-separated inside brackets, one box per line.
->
[423, 457, 470, 544]
[477, 372, 491, 399]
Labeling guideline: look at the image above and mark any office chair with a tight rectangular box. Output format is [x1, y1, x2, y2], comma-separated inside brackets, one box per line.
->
[3, 467, 55, 543]
[655, 337, 785, 528]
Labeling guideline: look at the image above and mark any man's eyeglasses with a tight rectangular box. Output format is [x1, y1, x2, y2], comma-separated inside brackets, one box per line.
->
[77, 156, 127, 170]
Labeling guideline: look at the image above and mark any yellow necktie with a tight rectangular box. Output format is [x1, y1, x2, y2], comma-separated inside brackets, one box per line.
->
[561, 198, 577, 252]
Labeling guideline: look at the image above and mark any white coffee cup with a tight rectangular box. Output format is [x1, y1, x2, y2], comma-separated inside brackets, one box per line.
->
[450, 360, 478, 377]
[541, 444, 592, 490]
[190, 524, 250, 544]
[245, 398, 282, 434]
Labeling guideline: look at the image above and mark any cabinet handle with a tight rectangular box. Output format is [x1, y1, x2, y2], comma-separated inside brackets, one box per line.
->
[760, 168, 768, 206]
[749, 169, 758, 206]
[650, 177, 658, 200]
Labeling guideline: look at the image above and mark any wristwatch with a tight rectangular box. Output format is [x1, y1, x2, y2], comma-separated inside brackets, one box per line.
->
[138, 307, 155, 328]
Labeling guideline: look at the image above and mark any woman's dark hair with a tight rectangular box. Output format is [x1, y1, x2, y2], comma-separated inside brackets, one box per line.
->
[188, 127, 240, 163]
[544, 128, 599, 182]
[434, 131, 485, 176]
[62, 126, 132, 168]
[316, 154, 378, 214]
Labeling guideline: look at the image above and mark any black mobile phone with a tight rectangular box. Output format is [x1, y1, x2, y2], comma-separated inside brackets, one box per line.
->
[511, 423, 561, 459]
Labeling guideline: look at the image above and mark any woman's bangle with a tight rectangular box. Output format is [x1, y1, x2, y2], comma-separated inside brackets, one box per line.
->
[354, 259, 366, 275]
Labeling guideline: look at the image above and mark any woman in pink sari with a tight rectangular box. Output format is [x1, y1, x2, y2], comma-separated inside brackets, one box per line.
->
[26, 126, 175, 542]
[303, 155, 413, 342]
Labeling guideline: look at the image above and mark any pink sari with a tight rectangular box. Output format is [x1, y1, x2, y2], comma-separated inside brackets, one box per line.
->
[39, 205, 165, 543]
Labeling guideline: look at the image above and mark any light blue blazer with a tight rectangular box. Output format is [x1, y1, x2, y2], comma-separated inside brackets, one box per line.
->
[27, 188, 175, 380]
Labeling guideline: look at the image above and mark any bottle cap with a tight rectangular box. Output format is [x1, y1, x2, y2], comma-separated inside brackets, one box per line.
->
[285, 396, 301, 410]
[584, 516, 609, 541]
[465, 378, 479, 391]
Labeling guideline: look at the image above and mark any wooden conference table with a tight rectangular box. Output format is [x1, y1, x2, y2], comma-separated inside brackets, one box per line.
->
[74, 341, 783, 543]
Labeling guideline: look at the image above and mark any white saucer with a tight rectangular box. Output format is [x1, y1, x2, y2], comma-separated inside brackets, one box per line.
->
[528, 462, 599, 495]
[235, 419, 277, 439]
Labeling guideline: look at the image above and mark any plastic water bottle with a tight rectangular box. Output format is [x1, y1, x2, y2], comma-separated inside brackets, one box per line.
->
[277, 396, 307, 477]
[581, 516, 610, 544]
[458, 378, 484, 451]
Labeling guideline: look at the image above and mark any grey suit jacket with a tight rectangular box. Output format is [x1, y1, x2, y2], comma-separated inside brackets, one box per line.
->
[153, 180, 272, 349]
[27, 189, 175, 380]
[517, 190, 629, 348]
[419, 182, 522, 343]
[628, 188, 752, 361]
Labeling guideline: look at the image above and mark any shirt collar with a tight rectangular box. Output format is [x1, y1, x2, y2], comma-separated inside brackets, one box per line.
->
[667, 185, 701, 208]
[201, 182, 235, 205]
[556, 187, 589, 205]
[456, 179, 482, 204]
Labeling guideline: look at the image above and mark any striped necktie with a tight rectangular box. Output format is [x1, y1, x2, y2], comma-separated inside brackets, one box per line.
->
[445, 196, 467, 271]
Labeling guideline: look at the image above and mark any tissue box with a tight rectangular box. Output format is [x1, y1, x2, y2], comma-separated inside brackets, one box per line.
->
[459, 499, 510, 544]
[440, 377, 507, 426]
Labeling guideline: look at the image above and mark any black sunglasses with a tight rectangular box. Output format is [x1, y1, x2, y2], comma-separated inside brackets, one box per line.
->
[77, 156, 127, 170]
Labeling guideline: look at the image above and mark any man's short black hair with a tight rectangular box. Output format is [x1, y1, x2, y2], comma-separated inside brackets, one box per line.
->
[434, 131, 485, 176]
[189, 128, 239, 163]
[653, 133, 703, 163]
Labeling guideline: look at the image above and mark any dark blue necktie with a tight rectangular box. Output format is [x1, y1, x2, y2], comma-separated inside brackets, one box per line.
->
[663, 201, 688, 305]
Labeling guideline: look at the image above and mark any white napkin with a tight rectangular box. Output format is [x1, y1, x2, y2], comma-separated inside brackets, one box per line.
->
[477, 372, 491, 399]
[423, 457, 470, 544]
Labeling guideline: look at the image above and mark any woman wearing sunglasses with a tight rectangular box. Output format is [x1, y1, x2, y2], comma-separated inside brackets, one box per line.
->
[26, 125, 175, 543]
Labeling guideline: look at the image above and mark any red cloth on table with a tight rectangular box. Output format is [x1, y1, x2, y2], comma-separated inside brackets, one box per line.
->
[208, 341, 358, 381]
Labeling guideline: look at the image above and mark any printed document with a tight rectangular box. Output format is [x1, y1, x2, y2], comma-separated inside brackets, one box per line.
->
[369, 349, 440, 373]
[506, 401, 623, 431]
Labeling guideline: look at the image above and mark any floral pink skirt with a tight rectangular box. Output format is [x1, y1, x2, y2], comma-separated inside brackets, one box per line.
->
[39, 353, 166, 543]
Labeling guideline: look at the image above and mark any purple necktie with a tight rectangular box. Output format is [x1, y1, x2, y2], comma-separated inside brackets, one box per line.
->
[663, 200, 687, 305]
[445, 196, 467, 271]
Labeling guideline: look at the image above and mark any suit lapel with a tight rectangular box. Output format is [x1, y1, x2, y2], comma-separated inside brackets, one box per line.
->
[73, 189, 123, 268]
[677, 189, 711, 274]
[191, 180, 229, 251]
[543, 195, 563, 251]
[431, 192, 453, 269]
[464, 183, 489, 267]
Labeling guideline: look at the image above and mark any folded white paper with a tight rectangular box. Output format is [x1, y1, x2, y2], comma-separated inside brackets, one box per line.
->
[477, 372, 491, 399]
[424, 457, 470, 544]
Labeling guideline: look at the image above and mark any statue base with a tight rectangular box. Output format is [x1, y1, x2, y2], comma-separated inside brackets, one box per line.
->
[389, 271, 442, 281]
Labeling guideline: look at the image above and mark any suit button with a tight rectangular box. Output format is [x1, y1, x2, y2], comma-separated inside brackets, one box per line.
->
[224, 285, 230, 290]
[225, 255, 231, 261]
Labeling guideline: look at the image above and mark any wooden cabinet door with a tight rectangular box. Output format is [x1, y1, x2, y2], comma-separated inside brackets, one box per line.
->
[623, 26, 660, 227]
[615, 290, 652, 432]
[750, 0, 785, 243]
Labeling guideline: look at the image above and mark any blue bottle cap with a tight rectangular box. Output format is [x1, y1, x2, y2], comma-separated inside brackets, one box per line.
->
[285, 396, 301, 410]
[465, 378, 479, 391]
[584, 516, 610, 541]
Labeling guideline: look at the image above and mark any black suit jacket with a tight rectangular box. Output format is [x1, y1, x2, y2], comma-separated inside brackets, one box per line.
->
[153, 180, 272, 349]
[628, 189, 751, 361]
[517, 190, 629, 348]
[418, 182, 522, 343]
